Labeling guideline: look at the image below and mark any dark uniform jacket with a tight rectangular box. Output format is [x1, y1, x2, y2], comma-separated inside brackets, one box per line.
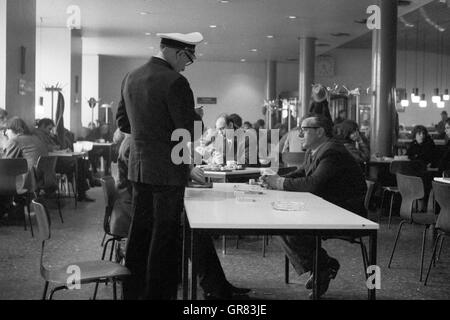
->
[282, 140, 367, 217]
[116, 57, 202, 186]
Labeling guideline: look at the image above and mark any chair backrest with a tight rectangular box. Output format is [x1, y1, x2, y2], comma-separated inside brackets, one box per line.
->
[0, 158, 28, 195]
[364, 180, 376, 211]
[101, 176, 118, 234]
[390, 160, 426, 176]
[282, 152, 306, 169]
[31, 200, 51, 242]
[35, 156, 58, 191]
[432, 181, 450, 233]
[396, 173, 424, 221]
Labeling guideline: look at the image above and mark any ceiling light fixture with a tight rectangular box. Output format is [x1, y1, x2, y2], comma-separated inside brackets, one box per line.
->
[250, 49, 258, 52]
[401, 30, 409, 107]
[139, 11, 150, 15]
[266, 35, 274, 39]
[288, 16, 297, 19]
[240, 59, 246, 62]
[209, 25, 217, 28]
[145, 32, 151, 36]
[219, 0, 230, 3]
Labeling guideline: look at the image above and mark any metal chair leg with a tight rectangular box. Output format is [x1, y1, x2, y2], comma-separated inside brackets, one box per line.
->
[42, 281, 49, 300]
[113, 280, 117, 300]
[49, 286, 67, 300]
[360, 239, 369, 279]
[25, 204, 34, 238]
[437, 236, 445, 262]
[102, 238, 114, 260]
[285, 255, 290, 284]
[388, 220, 407, 268]
[424, 234, 443, 286]
[100, 232, 107, 247]
[93, 282, 99, 300]
[420, 226, 428, 282]
[57, 189, 63, 224]
[235, 236, 240, 249]
[109, 239, 116, 261]
[388, 193, 395, 229]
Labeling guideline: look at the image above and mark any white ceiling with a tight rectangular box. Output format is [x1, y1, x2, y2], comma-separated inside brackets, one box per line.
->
[37, 0, 433, 62]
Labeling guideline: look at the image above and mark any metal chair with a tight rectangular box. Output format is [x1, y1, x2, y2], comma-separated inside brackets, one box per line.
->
[388, 173, 436, 281]
[94, 176, 129, 299]
[35, 156, 63, 224]
[0, 158, 33, 236]
[379, 160, 426, 229]
[32, 199, 130, 300]
[284, 184, 372, 284]
[424, 181, 450, 285]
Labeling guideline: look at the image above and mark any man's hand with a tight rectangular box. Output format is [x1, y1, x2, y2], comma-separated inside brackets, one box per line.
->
[261, 174, 282, 190]
[190, 166, 206, 184]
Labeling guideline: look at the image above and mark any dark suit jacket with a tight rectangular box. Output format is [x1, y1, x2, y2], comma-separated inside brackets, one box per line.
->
[282, 140, 367, 217]
[116, 57, 202, 186]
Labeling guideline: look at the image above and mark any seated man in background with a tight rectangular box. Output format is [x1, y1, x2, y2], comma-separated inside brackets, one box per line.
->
[34, 118, 96, 202]
[113, 128, 132, 190]
[261, 114, 367, 299]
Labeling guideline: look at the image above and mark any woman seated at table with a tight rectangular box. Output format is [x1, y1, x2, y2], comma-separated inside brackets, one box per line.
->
[406, 125, 437, 167]
[438, 118, 450, 175]
[333, 120, 370, 167]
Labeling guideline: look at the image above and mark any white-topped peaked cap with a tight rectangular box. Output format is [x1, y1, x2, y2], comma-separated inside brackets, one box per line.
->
[157, 32, 204, 52]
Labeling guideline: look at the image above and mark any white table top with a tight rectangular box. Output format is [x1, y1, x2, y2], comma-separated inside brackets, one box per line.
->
[92, 142, 114, 146]
[184, 183, 379, 231]
[434, 177, 450, 184]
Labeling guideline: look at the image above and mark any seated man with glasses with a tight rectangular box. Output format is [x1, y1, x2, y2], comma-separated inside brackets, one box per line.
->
[261, 114, 367, 299]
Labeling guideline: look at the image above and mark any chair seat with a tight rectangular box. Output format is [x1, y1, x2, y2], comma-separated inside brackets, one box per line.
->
[43, 260, 130, 285]
[382, 186, 399, 193]
[411, 212, 436, 225]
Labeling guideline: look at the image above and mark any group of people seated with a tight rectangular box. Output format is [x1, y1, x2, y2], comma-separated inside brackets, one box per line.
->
[0, 108, 110, 221]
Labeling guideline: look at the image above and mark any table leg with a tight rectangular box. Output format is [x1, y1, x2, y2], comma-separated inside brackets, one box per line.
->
[182, 210, 189, 300]
[106, 146, 112, 176]
[312, 235, 321, 300]
[368, 231, 377, 300]
[190, 229, 198, 300]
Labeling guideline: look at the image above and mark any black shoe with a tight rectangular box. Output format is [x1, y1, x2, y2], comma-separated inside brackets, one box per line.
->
[305, 257, 340, 299]
[227, 283, 251, 295]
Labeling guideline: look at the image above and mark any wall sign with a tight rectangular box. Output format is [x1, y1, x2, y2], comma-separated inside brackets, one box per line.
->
[197, 97, 217, 105]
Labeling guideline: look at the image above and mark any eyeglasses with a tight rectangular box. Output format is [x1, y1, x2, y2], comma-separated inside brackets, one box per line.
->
[298, 126, 320, 137]
[180, 49, 196, 66]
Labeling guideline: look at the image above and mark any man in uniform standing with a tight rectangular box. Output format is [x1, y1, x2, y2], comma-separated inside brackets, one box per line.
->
[117, 32, 204, 300]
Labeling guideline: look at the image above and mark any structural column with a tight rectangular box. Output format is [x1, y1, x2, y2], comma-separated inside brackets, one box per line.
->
[298, 37, 316, 119]
[265, 60, 277, 129]
[0, 0, 36, 126]
[370, 0, 397, 156]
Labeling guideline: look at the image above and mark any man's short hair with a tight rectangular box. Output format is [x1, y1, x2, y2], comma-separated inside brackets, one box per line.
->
[303, 113, 334, 138]
[442, 111, 448, 116]
[445, 118, 450, 126]
[6, 117, 30, 135]
[0, 108, 7, 120]
[228, 114, 243, 129]
[38, 118, 55, 129]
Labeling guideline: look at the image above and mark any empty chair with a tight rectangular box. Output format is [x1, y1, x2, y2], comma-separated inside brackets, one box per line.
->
[424, 181, 450, 285]
[34, 156, 63, 224]
[281, 152, 306, 169]
[379, 160, 426, 228]
[0, 158, 33, 236]
[32, 200, 130, 300]
[388, 173, 436, 281]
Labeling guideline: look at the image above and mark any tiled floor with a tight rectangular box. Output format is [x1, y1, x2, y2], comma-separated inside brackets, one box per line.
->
[0, 187, 449, 300]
